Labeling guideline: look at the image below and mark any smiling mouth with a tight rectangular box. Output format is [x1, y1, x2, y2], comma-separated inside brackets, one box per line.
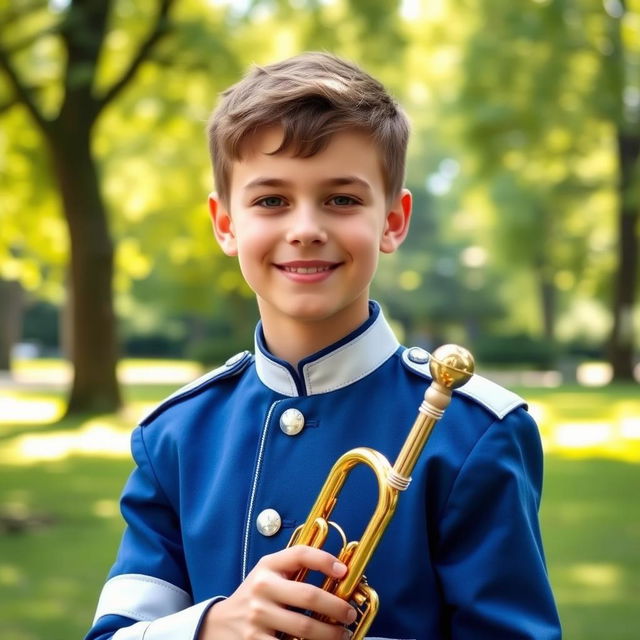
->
[276, 260, 340, 275]
[280, 265, 335, 274]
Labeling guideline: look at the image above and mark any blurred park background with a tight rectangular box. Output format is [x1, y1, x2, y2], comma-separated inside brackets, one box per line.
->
[0, 0, 639, 638]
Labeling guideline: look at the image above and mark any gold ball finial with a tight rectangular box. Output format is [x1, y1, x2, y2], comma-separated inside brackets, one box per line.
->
[429, 344, 475, 390]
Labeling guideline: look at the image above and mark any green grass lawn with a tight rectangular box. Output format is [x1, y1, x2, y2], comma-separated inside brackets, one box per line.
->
[544, 457, 640, 639]
[0, 457, 133, 640]
[1, 373, 639, 639]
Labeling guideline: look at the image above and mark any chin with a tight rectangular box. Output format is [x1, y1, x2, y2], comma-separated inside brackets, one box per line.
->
[288, 305, 337, 323]
[277, 297, 340, 320]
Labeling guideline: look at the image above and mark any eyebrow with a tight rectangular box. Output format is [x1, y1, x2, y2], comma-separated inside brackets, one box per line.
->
[242, 176, 373, 191]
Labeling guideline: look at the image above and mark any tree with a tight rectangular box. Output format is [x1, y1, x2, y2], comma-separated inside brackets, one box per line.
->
[607, 0, 640, 379]
[0, 0, 175, 412]
[457, 0, 639, 379]
[0, 279, 23, 370]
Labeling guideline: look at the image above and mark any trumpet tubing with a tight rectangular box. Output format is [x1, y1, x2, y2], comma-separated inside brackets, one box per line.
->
[283, 344, 475, 640]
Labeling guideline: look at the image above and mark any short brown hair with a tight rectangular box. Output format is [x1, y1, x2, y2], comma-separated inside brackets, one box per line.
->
[207, 52, 410, 205]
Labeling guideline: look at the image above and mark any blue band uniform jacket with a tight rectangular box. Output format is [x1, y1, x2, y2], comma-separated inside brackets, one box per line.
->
[86, 303, 561, 640]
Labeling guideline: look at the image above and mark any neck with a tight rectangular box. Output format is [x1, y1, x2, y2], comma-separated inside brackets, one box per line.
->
[258, 302, 370, 367]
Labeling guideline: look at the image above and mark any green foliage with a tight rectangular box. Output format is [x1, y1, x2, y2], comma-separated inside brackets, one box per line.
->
[0, 107, 66, 299]
[455, 0, 639, 357]
[1, 0, 638, 369]
[474, 332, 558, 369]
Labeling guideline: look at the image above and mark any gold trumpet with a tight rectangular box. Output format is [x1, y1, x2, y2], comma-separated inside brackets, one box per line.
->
[283, 344, 475, 640]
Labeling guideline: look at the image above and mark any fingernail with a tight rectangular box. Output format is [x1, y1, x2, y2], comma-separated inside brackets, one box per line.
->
[346, 607, 357, 624]
[332, 561, 347, 575]
[343, 631, 352, 640]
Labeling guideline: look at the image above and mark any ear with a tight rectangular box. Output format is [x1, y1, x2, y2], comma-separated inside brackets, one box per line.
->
[208, 193, 237, 256]
[380, 189, 412, 254]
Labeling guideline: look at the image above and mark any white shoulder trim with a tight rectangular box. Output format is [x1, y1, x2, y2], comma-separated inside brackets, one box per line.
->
[139, 351, 251, 425]
[93, 573, 192, 624]
[456, 373, 526, 419]
[401, 349, 525, 420]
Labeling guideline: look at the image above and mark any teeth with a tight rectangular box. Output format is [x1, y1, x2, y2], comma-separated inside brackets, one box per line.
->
[283, 265, 331, 274]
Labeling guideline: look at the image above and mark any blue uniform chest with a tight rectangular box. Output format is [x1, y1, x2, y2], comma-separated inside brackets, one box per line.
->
[140, 355, 491, 638]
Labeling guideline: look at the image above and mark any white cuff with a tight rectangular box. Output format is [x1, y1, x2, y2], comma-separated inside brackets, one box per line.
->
[144, 598, 216, 639]
[111, 598, 221, 640]
[112, 621, 151, 639]
[94, 574, 192, 624]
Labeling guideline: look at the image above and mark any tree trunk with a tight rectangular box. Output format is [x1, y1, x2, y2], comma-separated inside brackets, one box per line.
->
[0, 0, 175, 414]
[533, 251, 556, 345]
[0, 279, 23, 371]
[539, 277, 555, 343]
[609, 131, 639, 381]
[49, 126, 121, 413]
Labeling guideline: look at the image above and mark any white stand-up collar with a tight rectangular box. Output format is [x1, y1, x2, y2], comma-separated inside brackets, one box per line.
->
[254, 303, 400, 397]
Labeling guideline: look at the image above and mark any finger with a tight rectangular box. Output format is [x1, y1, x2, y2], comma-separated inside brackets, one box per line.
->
[261, 545, 347, 579]
[269, 605, 349, 640]
[261, 577, 357, 627]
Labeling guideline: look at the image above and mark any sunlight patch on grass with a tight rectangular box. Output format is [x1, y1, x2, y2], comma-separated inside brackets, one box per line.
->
[118, 360, 203, 384]
[0, 419, 131, 465]
[576, 362, 613, 386]
[554, 563, 627, 604]
[0, 395, 64, 424]
[554, 422, 612, 448]
[568, 563, 623, 589]
[0, 564, 23, 587]
[10, 358, 203, 386]
[542, 422, 640, 462]
[12, 358, 72, 373]
[92, 499, 120, 519]
[620, 417, 640, 439]
[530, 397, 640, 463]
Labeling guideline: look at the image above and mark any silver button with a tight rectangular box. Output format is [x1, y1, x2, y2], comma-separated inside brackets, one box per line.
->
[279, 408, 305, 436]
[407, 347, 430, 364]
[256, 508, 282, 536]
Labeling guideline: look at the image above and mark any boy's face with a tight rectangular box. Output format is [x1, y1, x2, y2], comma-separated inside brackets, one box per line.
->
[210, 127, 411, 339]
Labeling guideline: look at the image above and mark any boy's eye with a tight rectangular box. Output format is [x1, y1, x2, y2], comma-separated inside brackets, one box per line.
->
[257, 196, 286, 208]
[329, 195, 359, 206]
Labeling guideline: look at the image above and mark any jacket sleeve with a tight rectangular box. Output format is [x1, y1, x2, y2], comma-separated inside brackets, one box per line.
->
[435, 408, 562, 639]
[84, 425, 223, 640]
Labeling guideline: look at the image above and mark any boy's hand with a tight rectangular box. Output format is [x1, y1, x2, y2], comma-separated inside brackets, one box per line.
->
[199, 545, 356, 639]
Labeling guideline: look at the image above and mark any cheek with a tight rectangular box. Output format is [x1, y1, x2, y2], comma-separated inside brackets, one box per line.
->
[343, 220, 383, 256]
[235, 221, 270, 251]
[234, 227, 273, 276]
[343, 228, 382, 279]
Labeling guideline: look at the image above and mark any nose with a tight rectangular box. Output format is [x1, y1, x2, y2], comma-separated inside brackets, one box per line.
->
[285, 205, 328, 246]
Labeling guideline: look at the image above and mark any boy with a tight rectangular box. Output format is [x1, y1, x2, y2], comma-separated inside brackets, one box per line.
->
[86, 53, 561, 639]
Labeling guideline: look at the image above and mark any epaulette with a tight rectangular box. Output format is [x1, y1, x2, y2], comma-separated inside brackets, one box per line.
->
[400, 347, 526, 420]
[139, 350, 253, 426]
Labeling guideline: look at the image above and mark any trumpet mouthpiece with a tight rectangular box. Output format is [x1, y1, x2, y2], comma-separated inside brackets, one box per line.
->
[429, 344, 475, 390]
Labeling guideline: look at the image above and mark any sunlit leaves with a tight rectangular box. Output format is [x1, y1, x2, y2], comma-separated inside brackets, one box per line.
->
[1, 0, 636, 364]
[0, 106, 66, 299]
[453, 0, 640, 350]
